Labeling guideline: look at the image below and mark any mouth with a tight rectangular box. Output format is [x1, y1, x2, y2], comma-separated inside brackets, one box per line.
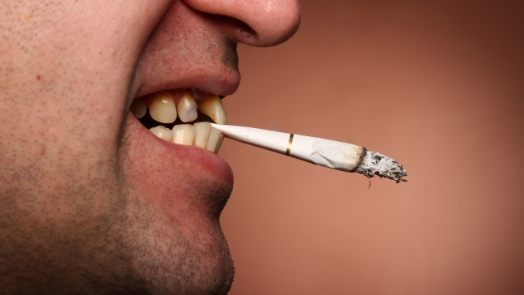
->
[130, 89, 228, 153]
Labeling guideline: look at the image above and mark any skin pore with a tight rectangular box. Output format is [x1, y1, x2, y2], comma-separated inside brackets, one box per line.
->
[0, 1, 299, 294]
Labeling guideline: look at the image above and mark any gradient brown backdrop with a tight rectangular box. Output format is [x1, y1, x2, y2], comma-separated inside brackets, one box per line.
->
[221, 1, 524, 294]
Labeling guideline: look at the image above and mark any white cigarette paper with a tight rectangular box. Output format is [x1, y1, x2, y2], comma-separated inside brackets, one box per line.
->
[211, 124, 407, 182]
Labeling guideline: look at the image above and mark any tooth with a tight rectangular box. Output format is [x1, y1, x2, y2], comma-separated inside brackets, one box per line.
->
[206, 127, 223, 153]
[149, 126, 173, 142]
[130, 99, 146, 119]
[177, 93, 198, 123]
[194, 122, 211, 148]
[172, 124, 196, 145]
[149, 91, 177, 124]
[198, 95, 227, 124]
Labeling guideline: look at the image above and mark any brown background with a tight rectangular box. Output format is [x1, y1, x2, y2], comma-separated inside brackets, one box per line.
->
[221, 1, 524, 294]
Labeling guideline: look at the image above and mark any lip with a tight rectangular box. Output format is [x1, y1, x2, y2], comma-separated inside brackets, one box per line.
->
[134, 68, 241, 99]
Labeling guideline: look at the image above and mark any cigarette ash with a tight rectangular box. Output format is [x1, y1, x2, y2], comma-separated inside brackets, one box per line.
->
[355, 151, 407, 183]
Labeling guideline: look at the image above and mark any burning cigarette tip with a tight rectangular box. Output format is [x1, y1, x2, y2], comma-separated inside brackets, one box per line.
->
[355, 151, 407, 183]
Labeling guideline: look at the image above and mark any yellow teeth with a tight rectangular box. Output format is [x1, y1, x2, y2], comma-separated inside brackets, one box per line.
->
[172, 124, 196, 146]
[194, 122, 212, 148]
[206, 127, 223, 153]
[149, 91, 177, 124]
[132, 91, 227, 125]
[136, 91, 228, 153]
[177, 93, 198, 123]
[149, 126, 174, 141]
[198, 95, 227, 125]
[130, 99, 146, 119]
[148, 122, 222, 153]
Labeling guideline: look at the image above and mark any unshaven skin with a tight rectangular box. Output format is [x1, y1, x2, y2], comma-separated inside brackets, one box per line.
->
[0, 1, 300, 294]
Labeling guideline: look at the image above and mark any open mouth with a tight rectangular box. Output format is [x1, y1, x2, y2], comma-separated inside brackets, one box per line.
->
[130, 89, 227, 153]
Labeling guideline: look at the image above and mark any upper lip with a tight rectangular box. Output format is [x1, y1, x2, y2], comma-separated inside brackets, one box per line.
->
[134, 68, 241, 100]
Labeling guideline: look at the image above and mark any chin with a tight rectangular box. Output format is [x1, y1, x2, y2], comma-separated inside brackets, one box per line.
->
[130, 219, 235, 295]
[117, 140, 235, 294]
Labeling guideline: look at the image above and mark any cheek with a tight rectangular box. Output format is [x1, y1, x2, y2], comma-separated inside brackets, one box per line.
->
[0, 1, 174, 171]
[0, 0, 175, 233]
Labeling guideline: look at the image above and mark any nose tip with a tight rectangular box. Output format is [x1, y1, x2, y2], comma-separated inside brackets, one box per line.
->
[185, 0, 301, 46]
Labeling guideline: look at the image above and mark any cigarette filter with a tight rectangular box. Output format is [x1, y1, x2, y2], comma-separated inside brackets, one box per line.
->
[211, 124, 407, 182]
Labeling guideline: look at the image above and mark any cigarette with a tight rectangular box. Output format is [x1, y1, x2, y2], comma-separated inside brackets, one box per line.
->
[210, 123, 407, 182]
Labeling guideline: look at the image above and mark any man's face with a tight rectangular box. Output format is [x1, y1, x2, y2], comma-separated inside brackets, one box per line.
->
[0, 1, 299, 293]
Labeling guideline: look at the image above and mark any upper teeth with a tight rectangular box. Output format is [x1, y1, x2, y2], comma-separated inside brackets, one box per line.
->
[130, 99, 147, 119]
[177, 92, 198, 123]
[198, 95, 227, 125]
[149, 91, 178, 124]
[130, 90, 227, 153]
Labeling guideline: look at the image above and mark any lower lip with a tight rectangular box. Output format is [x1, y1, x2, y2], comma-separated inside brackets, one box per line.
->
[125, 113, 234, 187]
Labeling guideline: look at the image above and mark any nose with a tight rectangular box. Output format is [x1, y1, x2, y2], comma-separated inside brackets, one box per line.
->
[184, 0, 301, 46]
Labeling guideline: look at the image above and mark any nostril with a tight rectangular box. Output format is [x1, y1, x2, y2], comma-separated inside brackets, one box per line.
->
[206, 11, 300, 46]
[206, 13, 258, 44]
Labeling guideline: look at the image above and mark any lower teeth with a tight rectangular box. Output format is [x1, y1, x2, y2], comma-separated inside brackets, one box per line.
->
[148, 122, 222, 153]
[172, 124, 195, 146]
[149, 126, 174, 141]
